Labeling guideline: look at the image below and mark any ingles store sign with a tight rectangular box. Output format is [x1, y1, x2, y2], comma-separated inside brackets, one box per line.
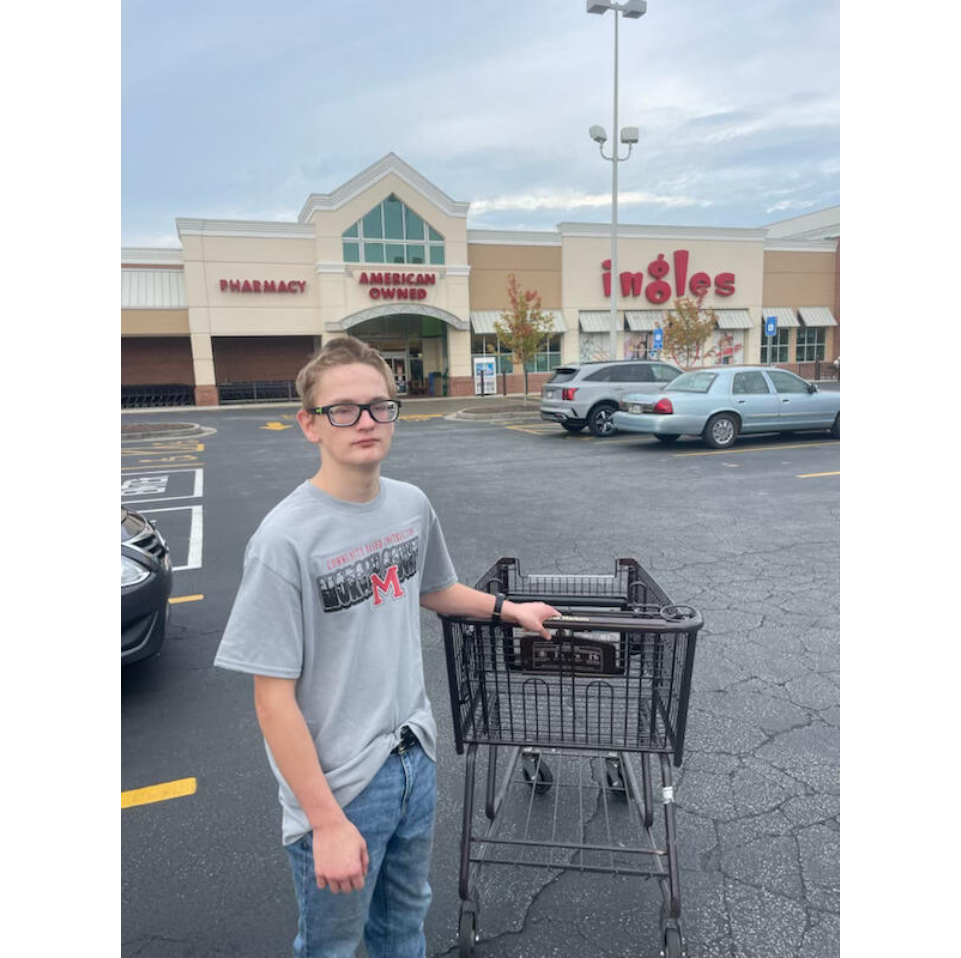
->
[602, 250, 735, 303]
[357, 271, 437, 300]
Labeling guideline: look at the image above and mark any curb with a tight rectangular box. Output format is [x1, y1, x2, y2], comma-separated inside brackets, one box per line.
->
[448, 408, 541, 421]
[121, 423, 218, 442]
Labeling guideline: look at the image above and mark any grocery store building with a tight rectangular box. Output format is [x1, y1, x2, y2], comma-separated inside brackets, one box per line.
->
[121, 154, 839, 407]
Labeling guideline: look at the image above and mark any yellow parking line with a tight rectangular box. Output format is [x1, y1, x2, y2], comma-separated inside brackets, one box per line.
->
[798, 471, 840, 478]
[121, 777, 197, 809]
[168, 594, 204, 604]
[400, 414, 446, 421]
[673, 441, 839, 458]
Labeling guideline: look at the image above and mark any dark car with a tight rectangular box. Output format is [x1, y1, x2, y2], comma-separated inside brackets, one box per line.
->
[122, 506, 173, 665]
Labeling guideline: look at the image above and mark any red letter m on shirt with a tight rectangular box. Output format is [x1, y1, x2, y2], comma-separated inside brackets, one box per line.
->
[371, 565, 406, 606]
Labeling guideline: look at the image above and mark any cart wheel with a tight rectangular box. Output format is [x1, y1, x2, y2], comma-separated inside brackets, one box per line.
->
[458, 910, 477, 957]
[521, 754, 553, 794]
[661, 926, 683, 958]
[604, 757, 627, 799]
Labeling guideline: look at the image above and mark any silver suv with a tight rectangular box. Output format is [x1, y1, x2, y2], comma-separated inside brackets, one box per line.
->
[540, 360, 684, 436]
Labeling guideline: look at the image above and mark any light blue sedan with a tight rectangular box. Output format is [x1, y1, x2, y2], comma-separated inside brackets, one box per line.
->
[612, 366, 840, 449]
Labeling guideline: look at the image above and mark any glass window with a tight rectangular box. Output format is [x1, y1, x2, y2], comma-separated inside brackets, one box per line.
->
[760, 329, 789, 364]
[767, 370, 809, 394]
[525, 334, 562, 373]
[383, 196, 404, 239]
[796, 327, 825, 362]
[363, 242, 385, 263]
[668, 372, 717, 394]
[342, 241, 360, 262]
[345, 197, 445, 265]
[584, 365, 613, 382]
[362, 208, 383, 239]
[651, 363, 681, 383]
[405, 209, 425, 241]
[732, 371, 771, 395]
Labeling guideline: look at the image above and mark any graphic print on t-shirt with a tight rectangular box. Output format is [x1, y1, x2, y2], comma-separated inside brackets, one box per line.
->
[316, 525, 420, 613]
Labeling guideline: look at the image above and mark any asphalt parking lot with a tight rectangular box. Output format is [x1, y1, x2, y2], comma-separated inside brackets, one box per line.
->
[121, 404, 840, 958]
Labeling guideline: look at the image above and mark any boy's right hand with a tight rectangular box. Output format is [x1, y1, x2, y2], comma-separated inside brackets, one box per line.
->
[312, 818, 369, 893]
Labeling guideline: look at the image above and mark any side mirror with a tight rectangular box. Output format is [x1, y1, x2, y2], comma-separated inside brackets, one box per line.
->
[807, 383, 818, 393]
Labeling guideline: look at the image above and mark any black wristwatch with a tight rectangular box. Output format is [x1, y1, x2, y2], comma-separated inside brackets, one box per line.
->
[491, 592, 506, 624]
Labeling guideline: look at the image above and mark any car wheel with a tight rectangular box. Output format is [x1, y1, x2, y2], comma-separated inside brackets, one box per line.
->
[588, 404, 618, 437]
[702, 413, 739, 449]
[654, 434, 680, 444]
[830, 413, 840, 439]
[561, 422, 586, 434]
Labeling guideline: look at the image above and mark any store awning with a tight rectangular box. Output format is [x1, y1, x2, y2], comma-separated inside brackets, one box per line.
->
[471, 310, 566, 334]
[579, 310, 622, 332]
[470, 311, 502, 334]
[714, 309, 753, 330]
[625, 310, 667, 331]
[762, 307, 800, 328]
[798, 307, 838, 327]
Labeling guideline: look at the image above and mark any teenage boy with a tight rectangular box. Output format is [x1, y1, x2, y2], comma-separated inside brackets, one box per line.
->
[214, 336, 558, 958]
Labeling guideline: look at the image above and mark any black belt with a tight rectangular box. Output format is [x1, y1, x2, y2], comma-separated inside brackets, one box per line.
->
[391, 725, 418, 755]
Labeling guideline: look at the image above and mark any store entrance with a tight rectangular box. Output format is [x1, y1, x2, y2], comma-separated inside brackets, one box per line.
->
[348, 313, 449, 397]
[381, 352, 409, 396]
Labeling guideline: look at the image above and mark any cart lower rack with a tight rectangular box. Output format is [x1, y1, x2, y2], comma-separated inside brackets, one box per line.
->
[439, 558, 703, 958]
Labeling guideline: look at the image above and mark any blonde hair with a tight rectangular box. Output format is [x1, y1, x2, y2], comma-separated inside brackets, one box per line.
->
[295, 336, 396, 410]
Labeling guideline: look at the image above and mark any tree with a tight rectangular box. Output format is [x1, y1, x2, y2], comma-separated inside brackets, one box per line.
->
[494, 274, 555, 401]
[662, 295, 718, 367]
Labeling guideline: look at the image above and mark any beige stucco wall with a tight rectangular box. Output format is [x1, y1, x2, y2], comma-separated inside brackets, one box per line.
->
[762, 251, 837, 306]
[561, 234, 765, 364]
[467, 244, 562, 309]
[121, 309, 190, 335]
[562, 235, 765, 312]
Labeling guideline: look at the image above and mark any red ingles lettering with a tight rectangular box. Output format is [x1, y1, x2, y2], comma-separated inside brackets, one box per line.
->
[600, 251, 735, 301]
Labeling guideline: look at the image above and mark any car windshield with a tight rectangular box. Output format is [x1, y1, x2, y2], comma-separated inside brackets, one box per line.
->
[547, 367, 579, 384]
[667, 372, 717, 394]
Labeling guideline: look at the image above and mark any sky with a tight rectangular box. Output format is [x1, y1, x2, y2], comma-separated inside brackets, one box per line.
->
[121, 0, 839, 248]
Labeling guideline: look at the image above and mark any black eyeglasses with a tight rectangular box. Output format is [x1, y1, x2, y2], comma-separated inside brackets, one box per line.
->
[312, 400, 402, 427]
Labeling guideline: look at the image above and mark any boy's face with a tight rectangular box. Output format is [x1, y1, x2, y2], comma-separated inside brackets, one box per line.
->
[297, 362, 395, 467]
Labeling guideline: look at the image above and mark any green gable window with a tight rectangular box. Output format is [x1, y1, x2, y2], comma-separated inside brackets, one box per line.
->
[342, 194, 445, 265]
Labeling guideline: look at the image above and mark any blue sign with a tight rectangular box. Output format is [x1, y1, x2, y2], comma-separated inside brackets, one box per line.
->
[764, 315, 777, 337]
[652, 327, 663, 350]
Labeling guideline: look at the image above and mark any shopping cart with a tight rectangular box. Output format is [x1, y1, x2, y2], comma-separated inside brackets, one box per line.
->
[439, 557, 703, 958]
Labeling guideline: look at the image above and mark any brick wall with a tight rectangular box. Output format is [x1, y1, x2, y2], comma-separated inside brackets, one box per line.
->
[121, 337, 195, 385]
[212, 336, 316, 383]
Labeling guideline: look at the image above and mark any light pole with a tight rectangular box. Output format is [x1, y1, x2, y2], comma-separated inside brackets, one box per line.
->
[587, 0, 646, 361]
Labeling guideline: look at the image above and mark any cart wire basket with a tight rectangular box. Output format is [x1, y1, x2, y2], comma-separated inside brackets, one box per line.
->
[439, 558, 703, 958]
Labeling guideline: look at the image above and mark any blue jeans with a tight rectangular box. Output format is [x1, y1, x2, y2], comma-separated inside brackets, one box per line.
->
[285, 742, 436, 958]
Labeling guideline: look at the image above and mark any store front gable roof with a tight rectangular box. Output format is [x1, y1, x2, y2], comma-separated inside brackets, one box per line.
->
[298, 153, 470, 222]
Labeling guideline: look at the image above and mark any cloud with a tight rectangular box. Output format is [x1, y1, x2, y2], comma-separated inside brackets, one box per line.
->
[764, 199, 816, 214]
[470, 190, 714, 216]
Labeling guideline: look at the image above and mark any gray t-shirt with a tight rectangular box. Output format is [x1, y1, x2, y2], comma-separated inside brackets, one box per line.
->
[214, 477, 458, 845]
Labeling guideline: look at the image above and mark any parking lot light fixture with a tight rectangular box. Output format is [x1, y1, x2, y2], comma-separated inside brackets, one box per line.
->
[587, 0, 647, 361]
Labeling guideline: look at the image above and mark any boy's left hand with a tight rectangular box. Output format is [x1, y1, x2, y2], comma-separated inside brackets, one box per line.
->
[507, 601, 561, 639]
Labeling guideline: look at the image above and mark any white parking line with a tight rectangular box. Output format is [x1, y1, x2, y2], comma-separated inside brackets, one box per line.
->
[138, 505, 204, 571]
[121, 468, 204, 504]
